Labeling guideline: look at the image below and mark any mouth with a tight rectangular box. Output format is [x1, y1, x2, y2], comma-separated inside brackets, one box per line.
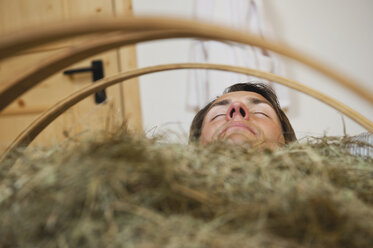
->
[219, 122, 257, 138]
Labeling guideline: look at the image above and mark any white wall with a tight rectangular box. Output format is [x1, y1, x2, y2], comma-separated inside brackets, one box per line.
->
[132, 0, 373, 142]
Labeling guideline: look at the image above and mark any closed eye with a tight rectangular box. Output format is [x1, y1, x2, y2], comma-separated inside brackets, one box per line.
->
[211, 114, 225, 121]
[254, 112, 270, 118]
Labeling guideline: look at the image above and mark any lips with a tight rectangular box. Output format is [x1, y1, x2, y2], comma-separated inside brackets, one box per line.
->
[219, 122, 257, 138]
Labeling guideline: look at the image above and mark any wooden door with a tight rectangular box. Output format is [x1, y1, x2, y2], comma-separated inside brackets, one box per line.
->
[0, 0, 142, 152]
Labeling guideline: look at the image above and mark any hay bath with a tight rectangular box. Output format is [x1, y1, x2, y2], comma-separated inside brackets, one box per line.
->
[0, 132, 372, 248]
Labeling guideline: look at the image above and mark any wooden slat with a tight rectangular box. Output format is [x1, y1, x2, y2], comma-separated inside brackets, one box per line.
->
[0, 30, 172, 113]
[2, 63, 372, 165]
[0, 17, 372, 107]
[114, 0, 142, 131]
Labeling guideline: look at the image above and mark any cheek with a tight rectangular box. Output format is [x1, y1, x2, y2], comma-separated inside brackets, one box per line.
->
[200, 124, 213, 144]
[260, 121, 284, 142]
[200, 122, 221, 144]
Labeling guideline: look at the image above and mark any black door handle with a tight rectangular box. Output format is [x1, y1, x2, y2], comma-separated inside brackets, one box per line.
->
[63, 60, 107, 104]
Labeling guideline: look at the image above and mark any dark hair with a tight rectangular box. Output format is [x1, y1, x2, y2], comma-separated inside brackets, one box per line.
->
[189, 83, 296, 144]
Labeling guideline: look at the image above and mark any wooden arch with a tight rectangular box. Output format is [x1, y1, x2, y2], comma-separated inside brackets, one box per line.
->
[1, 16, 373, 112]
[1, 16, 372, 163]
[2, 63, 372, 163]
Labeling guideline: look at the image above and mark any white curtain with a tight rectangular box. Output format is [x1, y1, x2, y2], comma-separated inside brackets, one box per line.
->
[186, 0, 290, 111]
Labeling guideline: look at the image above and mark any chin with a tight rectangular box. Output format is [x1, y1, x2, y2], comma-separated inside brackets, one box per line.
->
[223, 134, 257, 145]
[222, 134, 282, 150]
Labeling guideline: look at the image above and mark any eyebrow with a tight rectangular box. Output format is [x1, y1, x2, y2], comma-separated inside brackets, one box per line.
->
[210, 99, 231, 108]
[209, 97, 272, 110]
[249, 97, 272, 107]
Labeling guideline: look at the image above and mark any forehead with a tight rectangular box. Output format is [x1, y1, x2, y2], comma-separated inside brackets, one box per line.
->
[213, 91, 271, 105]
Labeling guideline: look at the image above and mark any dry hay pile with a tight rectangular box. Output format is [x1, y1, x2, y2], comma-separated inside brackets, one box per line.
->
[0, 132, 372, 248]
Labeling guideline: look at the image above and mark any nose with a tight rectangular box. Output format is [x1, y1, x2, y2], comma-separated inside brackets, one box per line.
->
[226, 102, 250, 120]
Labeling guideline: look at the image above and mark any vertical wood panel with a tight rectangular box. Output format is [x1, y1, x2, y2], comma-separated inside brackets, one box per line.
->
[0, 0, 66, 33]
[0, 0, 139, 152]
[113, 0, 143, 132]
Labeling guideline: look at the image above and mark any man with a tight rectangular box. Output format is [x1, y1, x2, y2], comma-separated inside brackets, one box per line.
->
[189, 83, 296, 149]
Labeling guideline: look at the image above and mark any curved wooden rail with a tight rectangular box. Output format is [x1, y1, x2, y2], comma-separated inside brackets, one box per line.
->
[0, 30, 185, 112]
[0, 16, 372, 111]
[2, 63, 372, 164]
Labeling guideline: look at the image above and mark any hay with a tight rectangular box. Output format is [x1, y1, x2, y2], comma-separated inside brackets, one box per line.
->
[0, 131, 372, 248]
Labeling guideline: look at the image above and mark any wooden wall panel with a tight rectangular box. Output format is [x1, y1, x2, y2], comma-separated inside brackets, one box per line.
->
[114, 0, 143, 131]
[0, 0, 66, 33]
[0, 0, 142, 153]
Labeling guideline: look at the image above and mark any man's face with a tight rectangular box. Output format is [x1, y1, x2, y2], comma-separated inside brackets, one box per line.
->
[200, 91, 285, 149]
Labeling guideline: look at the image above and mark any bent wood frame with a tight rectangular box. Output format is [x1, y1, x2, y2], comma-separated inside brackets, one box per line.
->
[2, 63, 373, 164]
[1, 16, 373, 113]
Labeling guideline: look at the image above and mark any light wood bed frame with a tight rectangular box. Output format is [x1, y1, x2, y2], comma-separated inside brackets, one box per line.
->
[1, 16, 372, 163]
